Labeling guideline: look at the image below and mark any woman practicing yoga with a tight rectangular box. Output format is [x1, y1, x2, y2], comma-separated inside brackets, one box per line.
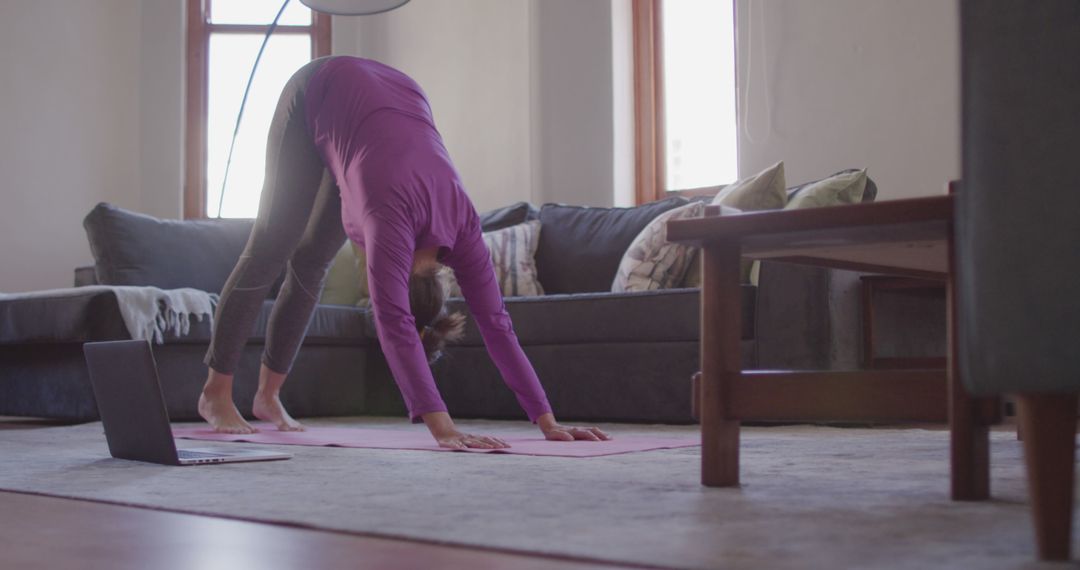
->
[198, 56, 609, 449]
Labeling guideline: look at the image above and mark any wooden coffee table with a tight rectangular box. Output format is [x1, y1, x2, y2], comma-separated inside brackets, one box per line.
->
[667, 194, 1000, 499]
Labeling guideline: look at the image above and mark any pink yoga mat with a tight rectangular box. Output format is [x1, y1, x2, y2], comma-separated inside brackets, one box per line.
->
[172, 424, 699, 457]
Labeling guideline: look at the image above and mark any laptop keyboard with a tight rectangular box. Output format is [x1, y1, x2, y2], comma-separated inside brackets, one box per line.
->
[177, 450, 229, 459]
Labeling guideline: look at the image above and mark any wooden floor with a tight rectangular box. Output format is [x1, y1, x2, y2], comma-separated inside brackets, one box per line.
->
[0, 491, 641, 570]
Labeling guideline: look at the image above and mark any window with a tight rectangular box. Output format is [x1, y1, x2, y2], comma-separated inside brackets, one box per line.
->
[633, 0, 737, 203]
[185, 0, 331, 219]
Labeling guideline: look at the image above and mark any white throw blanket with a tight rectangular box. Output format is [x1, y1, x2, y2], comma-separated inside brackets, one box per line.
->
[0, 286, 218, 344]
[111, 286, 219, 344]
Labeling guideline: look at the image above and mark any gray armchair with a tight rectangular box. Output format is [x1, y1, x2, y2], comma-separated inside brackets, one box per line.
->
[959, 1, 1080, 561]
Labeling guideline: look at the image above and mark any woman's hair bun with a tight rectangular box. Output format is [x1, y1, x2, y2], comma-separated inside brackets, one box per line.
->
[421, 311, 466, 363]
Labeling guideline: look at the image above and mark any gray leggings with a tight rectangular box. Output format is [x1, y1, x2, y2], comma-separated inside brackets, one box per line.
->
[204, 57, 345, 375]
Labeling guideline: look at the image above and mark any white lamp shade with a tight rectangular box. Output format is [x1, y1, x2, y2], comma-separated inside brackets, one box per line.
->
[299, 0, 410, 16]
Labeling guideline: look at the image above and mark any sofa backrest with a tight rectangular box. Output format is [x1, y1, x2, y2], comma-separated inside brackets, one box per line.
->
[478, 201, 538, 232]
[83, 203, 269, 294]
[533, 196, 689, 294]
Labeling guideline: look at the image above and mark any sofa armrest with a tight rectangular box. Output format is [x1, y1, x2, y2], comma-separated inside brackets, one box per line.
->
[74, 265, 99, 287]
[0, 288, 129, 343]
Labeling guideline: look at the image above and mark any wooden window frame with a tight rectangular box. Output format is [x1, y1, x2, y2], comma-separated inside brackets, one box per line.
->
[632, 0, 736, 204]
[632, 0, 665, 205]
[184, 0, 332, 219]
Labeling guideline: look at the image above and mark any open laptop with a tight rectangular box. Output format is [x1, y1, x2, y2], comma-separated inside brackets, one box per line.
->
[83, 340, 291, 466]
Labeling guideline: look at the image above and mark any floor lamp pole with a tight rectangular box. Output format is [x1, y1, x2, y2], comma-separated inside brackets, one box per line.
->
[216, 0, 291, 218]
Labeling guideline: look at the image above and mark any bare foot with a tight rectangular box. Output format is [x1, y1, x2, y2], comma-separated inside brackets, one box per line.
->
[198, 391, 257, 434]
[252, 393, 305, 431]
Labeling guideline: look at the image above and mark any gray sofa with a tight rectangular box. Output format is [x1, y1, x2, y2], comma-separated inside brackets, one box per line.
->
[1, 188, 893, 424]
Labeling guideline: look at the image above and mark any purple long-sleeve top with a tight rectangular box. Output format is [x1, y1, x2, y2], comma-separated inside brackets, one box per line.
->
[304, 56, 552, 423]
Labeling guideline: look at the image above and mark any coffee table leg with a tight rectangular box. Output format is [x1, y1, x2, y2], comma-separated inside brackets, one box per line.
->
[700, 240, 742, 487]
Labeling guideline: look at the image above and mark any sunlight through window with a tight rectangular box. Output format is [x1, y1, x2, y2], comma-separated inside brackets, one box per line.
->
[662, 0, 737, 191]
[203, 1, 318, 218]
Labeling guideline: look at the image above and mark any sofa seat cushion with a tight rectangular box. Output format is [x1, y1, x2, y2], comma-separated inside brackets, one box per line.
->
[446, 286, 755, 347]
[171, 301, 375, 346]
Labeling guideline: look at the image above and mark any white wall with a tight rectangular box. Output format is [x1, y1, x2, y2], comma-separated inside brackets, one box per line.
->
[529, 0, 617, 207]
[735, 0, 959, 200]
[0, 0, 143, 292]
[610, 0, 636, 207]
[137, 0, 186, 219]
[334, 0, 621, 210]
[335, 0, 535, 212]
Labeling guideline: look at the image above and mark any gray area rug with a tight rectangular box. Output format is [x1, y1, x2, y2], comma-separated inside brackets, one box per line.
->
[0, 418, 1072, 569]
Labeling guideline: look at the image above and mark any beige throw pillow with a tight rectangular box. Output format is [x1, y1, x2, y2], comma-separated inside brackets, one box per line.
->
[785, 169, 868, 210]
[611, 202, 706, 293]
[679, 205, 753, 288]
[743, 169, 869, 285]
[711, 161, 787, 211]
[350, 243, 371, 308]
[445, 220, 545, 298]
[319, 241, 366, 306]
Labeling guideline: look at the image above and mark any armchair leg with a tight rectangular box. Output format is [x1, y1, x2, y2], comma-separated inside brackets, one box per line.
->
[947, 238, 993, 500]
[949, 376, 993, 500]
[1016, 393, 1077, 561]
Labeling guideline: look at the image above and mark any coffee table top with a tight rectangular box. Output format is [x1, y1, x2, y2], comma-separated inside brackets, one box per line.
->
[667, 195, 952, 280]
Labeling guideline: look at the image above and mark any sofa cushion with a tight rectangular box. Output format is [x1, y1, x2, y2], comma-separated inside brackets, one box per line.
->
[534, 196, 689, 294]
[786, 169, 877, 204]
[711, 161, 787, 211]
[174, 301, 374, 345]
[320, 241, 365, 307]
[337, 202, 541, 308]
[446, 286, 755, 347]
[445, 221, 545, 298]
[785, 169, 868, 210]
[83, 203, 271, 295]
[255, 301, 375, 345]
[478, 201, 538, 232]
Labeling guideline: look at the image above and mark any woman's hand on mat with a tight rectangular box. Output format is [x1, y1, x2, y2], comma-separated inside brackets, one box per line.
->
[537, 413, 611, 442]
[436, 432, 510, 450]
[422, 411, 510, 450]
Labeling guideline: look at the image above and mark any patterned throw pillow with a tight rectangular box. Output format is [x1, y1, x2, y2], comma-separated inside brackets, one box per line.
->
[679, 205, 746, 288]
[711, 161, 787, 211]
[611, 202, 706, 293]
[444, 221, 545, 298]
